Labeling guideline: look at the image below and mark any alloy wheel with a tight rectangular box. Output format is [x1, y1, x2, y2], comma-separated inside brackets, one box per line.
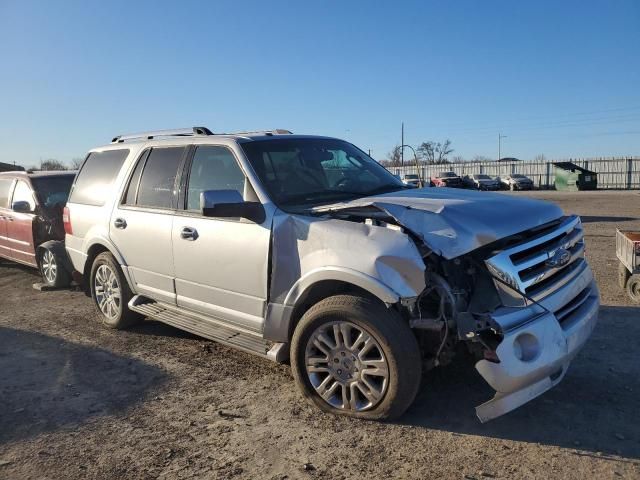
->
[304, 321, 389, 412]
[41, 250, 57, 284]
[94, 264, 121, 320]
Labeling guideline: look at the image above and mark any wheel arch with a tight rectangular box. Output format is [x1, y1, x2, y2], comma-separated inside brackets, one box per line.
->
[264, 268, 403, 343]
[83, 241, 134, 294]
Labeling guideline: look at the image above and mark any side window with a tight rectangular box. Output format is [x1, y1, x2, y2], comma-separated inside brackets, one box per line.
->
[123, 150, 149, 206]
[69, 149, 129, 206]
[12, 181, 36, 211]
[0, 178, 13, 208]
[186, 146, 245, 211]
[136, 147, 185, 209]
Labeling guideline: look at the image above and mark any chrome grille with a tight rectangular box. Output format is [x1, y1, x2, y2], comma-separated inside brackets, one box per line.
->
[485, 215, 586, 306]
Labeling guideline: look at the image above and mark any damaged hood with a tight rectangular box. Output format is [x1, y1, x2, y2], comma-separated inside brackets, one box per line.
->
[313, 187, 563, 259]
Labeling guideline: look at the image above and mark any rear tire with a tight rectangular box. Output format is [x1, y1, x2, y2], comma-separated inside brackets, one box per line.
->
[290, 294, 422, 420]
[39, 246, 71, 288]
[618, 261, 631, 289]
[90, 252, 142, 329]
[626, 274, 640, 304]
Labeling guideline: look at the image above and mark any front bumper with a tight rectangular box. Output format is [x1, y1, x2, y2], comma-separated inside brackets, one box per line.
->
[474, 266, 599, 422]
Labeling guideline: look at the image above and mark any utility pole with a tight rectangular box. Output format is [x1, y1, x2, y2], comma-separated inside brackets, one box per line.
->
[498, 134, 507, 161]
[401, 122, 404, 168]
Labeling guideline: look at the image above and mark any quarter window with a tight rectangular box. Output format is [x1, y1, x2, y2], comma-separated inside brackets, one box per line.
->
[136, 147, 186, 209]
[186, 146, 245, 211]
[69, 149, 129, 206]
[12, 181, 36, 211]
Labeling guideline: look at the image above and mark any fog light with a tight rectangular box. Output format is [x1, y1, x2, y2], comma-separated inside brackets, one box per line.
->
[513, 333, 540, 362]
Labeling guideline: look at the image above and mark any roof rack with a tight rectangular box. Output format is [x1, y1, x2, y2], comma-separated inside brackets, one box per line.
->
[111, 126, 213, 143]
[223, 129, 293, 136]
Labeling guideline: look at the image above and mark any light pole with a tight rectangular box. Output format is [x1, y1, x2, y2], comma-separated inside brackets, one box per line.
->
[498, 134, 507, 161]
[401, 144, 424, 187]
[401, 122, 404, 168]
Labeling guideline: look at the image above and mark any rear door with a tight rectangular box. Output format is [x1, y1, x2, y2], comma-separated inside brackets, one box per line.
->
[171, 145, 271, 332]
[109, 146, 187, 304]
[0, 177, 14, 259]
[6, 179, 37, 266]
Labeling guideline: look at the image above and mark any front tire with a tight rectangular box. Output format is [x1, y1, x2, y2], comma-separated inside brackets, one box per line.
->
[291, 295, 422, 420]
[90, 252, 142, 329]
[39, 246, 71, 288]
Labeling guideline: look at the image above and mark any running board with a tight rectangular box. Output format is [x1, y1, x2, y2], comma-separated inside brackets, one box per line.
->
[128, 296, 277, 358]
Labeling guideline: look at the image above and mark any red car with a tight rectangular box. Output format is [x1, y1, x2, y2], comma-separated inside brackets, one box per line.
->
[0, 170, 76, 286]
[430, 171, 463, 188]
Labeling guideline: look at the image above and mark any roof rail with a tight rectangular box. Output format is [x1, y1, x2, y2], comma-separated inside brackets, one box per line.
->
[111, 126, 213, 143]
[223, 129, 293, 136]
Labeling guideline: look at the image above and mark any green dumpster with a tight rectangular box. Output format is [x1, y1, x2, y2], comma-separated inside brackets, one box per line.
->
[553, 162, 598, 191]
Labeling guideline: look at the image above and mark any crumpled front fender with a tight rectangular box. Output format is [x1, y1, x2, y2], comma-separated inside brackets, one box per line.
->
[263, 211, 427, 342]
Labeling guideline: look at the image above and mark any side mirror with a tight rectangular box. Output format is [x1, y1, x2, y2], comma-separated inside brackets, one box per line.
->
[200, 190, 265, 223]
[12, 200, 33, 213]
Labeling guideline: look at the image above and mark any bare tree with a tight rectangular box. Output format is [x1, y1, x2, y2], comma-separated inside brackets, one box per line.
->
[39, 159, 68, 171]
[472, 155, 492, 162]
[533, 154, 546, 162]
[384, 145, 403, 167]
[451, 155, 465, 163]
[70, 157, 84, 169]
[417, 140, 454, 164]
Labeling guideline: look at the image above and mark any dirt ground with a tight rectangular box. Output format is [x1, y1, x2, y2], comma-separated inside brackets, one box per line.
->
[1, 190, 639, 480]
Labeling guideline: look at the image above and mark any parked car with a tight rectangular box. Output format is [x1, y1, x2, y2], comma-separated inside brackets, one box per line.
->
[401, 173, 422, 187]
[462, 174, 500, 190]
[430, 171, 462, 187]
[0, 170, 76, 286]
[500, 173, 534, 191]
[65, 127, 599, 422]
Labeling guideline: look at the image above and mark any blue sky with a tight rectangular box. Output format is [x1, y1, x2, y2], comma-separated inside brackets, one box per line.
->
[0, 0, 638, 167]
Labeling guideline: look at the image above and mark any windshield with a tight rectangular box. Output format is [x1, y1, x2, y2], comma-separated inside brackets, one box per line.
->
[438, 171, 457, 178]
[241, 138, 406, 209]
[31, 175, 75, 208]
[404, 174, 419, 179]
[511, 174, 526, 179]
[474, 174, 491, 179]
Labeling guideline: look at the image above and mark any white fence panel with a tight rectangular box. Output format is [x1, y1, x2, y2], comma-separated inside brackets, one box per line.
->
[390, 157, 640, 189]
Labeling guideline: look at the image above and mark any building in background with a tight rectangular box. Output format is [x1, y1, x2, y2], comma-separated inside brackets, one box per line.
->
[0, 162, 25, 172]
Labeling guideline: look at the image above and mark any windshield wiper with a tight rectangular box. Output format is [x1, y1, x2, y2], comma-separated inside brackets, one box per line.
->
[360, 184, 412, 196]
[280, 184, 410, 206]
[280, 190, 363, 205]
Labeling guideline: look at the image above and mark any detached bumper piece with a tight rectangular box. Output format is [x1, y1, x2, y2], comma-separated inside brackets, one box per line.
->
[474, 277, 599, 422]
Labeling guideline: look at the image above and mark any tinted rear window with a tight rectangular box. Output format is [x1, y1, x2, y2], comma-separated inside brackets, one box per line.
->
[69, 149, 129, 206]
[31, 175, 75, 207]
[0, 178, 13, 208]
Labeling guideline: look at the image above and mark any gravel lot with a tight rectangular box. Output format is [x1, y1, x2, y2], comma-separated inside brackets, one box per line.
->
[1, 190, 639, 480]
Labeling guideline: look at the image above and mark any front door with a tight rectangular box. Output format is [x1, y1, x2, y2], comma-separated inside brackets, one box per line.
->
[6, 180, 37, 266]
[109, 147, 187, 304]
[171, 145, 272, 332]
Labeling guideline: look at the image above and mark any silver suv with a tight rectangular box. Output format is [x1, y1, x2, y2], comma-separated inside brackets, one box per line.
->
[65, 127, 599, 421]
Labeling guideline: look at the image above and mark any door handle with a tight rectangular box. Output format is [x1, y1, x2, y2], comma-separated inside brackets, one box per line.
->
[180, 226, 198, 241]
[113, 218, 127, 229]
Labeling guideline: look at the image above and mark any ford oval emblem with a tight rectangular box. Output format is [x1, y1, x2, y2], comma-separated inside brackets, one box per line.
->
[546, 248, 571, 268]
